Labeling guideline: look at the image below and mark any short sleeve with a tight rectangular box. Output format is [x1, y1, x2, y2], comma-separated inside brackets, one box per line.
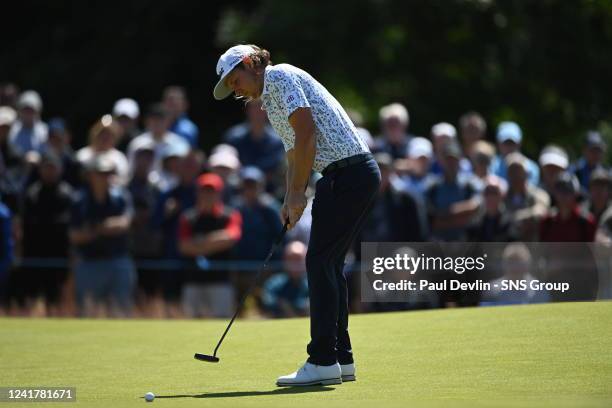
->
[269, 69, 310, 120]
[224, 210, 242, 241]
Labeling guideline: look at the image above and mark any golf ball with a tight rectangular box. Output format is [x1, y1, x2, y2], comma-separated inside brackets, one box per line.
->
[145, 392, 155, 402]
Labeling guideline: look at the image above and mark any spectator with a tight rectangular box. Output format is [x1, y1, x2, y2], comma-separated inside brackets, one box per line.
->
[150, 149, 205, 311]
[373, 103, 411, 159]
[0, 106, 19, 172]
[481, 243, 549, 305]
[127, 103, 190, 172]
[469, 140, 505, 192]
[8, 90, 47, 158]
[262, 241, 309, 318]
[18, 153, 73, 314]
[398, 136, 436, 198]
[504, 152, 550, 241]
[581, 168, 611, 222]
[76, 115, 129, 185]
[208, 147, 242, 204]
[150, 143, 189, 193]
[152, 149, 204, 260]
[572, 131, 608, 190]
[429, 122, 472, 176]
[358, 153, 428, 246]
[540, 172, 598, 301]
[162, 86, 199, 147]
[491, 121, 539, 186]
[112, 98, 141, 152]
[127, 139, 162, 260]
[0, 198, 13, 304]
[538, 145, 569, 202]
[0, 82, 19, 108]
[232, 166, 283, 262]
[178, 173, 242, 318]
[127, 140, 163, 302]
[42, 118, 81, 187]
[426, 142, 479, 241]
[467, 175, 512, 241]
[459, 111, 487, 157]
[540, 172, 596, 242]
[223, 99, 285, 191]
[69, 155, 135, 316]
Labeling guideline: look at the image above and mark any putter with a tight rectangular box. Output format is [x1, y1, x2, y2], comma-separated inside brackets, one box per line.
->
[194, 219, 289, 363]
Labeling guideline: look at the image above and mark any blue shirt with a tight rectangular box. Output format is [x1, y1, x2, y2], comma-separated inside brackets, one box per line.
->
[426, 174, 477, 241]
[491, 154, 540, 186]
[262, 273, 309, 317]
[170, 115, 199, 147]
[70, 187, 132, 259]
[571, 158, 607, 190]
[233, 197, 282, 261]
[223, 123, 285, 173]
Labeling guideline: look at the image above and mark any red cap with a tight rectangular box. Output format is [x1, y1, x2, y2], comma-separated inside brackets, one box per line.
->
[196, 173, 224, 192]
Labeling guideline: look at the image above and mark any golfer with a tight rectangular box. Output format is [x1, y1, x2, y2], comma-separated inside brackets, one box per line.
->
[213, 44, 381, 386]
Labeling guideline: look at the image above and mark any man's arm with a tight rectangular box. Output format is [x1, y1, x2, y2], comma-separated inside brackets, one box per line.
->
[178, 231, 238, 257]
[177, 212, 242, 257]
[288, 108, 316, 192]
[96, 215, 132, 236]
[284, 107, 316, 228]
[281, 150, 295, 224]
[69, 227, 97, 245]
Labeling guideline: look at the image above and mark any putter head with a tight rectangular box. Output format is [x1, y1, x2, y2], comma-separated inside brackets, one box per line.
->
[194, 353, 220, 363]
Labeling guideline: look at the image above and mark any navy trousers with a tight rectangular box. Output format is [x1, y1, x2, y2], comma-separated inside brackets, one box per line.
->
[306, 157, 381, 366]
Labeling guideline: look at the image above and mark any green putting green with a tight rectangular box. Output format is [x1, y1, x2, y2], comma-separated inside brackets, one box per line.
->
[1, 302, 611, 407]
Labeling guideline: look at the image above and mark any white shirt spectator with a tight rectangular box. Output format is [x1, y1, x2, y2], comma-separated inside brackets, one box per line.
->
[261, 64, 369, 173]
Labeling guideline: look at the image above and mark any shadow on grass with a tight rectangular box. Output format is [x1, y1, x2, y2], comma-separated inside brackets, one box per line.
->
[154, 386, 335, 399]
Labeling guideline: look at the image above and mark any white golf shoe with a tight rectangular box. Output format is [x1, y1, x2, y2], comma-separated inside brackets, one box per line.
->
[276, 362, 342, 386]
[340, 363, 356, 381]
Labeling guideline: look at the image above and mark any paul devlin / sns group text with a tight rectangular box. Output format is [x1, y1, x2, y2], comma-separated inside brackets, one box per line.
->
[372, 279, 570, 293]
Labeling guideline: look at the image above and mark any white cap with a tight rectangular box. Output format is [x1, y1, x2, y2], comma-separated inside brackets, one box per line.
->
[0, 106, 17, 126]
[18, 90, 43, 112]
[408, 137, 433, 159]
[213, 45, 257, 100]
[431, 122, 457, 139]
[539, 146, 569, 169]
[209, 151, 241, 170]
[379, 103, 409, 125]
[211, 143, 239, 157]
[113, 98, 140, 119]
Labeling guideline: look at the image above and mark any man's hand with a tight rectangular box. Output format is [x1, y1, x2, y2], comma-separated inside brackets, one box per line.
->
[286, 190, 307, 229]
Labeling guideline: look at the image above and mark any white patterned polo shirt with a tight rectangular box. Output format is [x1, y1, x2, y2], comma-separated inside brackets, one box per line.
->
[260, 64, 370, 173]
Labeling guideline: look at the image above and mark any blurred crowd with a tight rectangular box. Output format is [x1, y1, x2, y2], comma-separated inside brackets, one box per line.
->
[0, 83, 610, 318]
